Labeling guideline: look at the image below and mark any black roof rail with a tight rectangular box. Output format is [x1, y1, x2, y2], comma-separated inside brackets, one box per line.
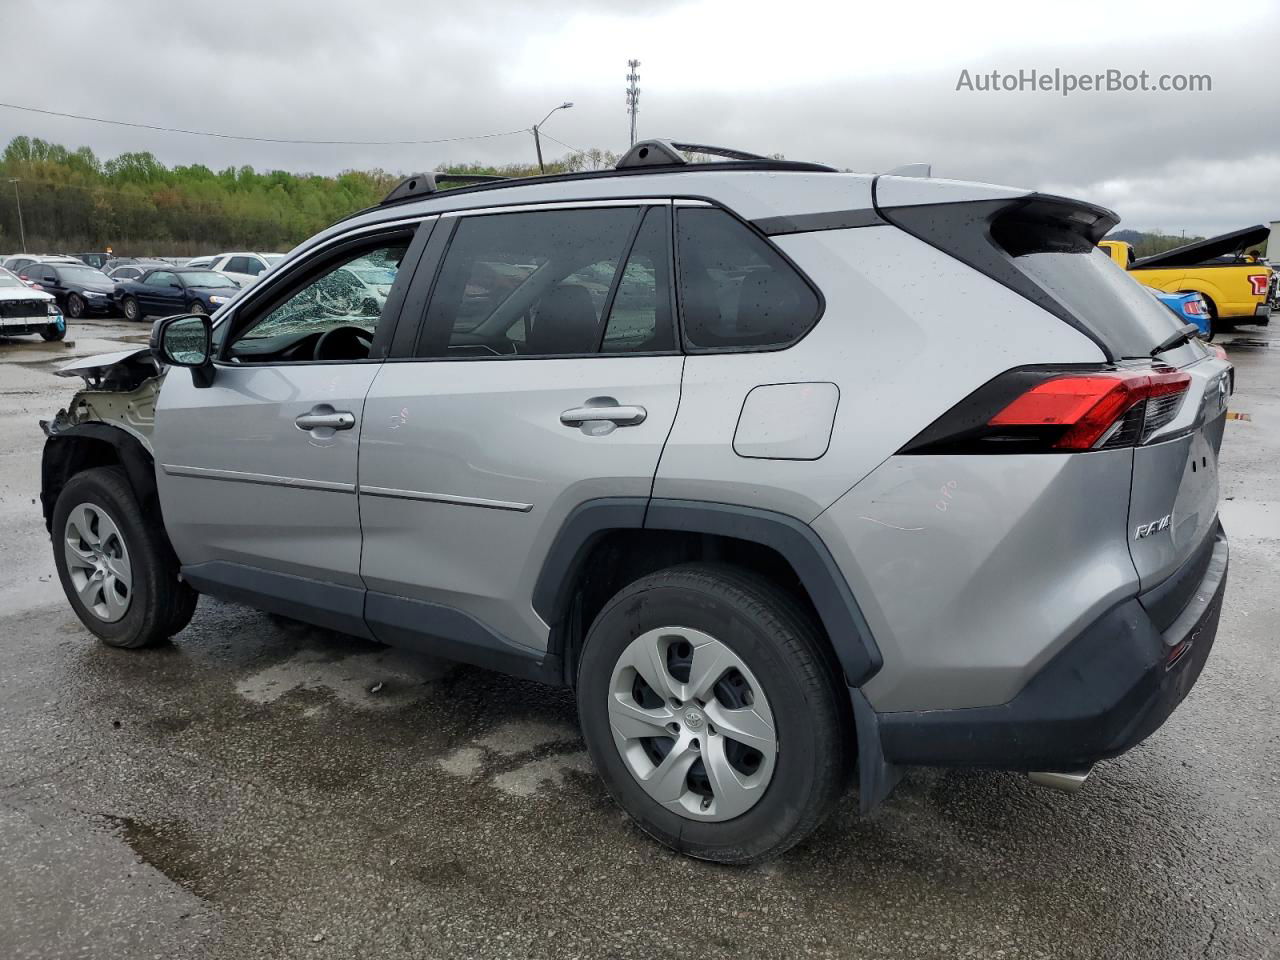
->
[348, 145, 838, 220]
[381, 171, 509, 205]
[617, 139, 774, 169]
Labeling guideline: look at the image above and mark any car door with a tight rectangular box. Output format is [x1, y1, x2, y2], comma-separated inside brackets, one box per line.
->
[137, 270, 172, 313]
[358, 202, 683, 654]
[153, 222, 429, 635]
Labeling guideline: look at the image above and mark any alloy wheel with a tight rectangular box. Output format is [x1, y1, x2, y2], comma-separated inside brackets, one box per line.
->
[607, 626, 778, 822]
[63, 502, 133, 623]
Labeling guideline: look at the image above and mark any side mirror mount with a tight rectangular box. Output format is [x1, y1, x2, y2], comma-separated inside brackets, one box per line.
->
[151, 313, 215, 388]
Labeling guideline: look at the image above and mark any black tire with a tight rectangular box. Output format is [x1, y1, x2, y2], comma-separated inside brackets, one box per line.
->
[187, 301, 207, 316]
[51, 466, 197, 649]
[122, 296, 142, 322]
[67, 294, 85, 319]
[40, 324, 67, 342]
[1201, 294, 1233, 336]
[577, 562, 852, 863]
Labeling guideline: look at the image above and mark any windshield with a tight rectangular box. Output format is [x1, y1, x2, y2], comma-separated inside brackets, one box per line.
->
[181, 271, 233, 287]
[58, 265, 108, 281]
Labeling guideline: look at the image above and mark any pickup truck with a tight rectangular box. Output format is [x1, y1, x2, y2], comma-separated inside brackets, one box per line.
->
[1099, 224, 1271, 336]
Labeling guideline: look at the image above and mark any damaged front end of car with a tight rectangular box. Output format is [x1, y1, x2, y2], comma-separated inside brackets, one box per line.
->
[39, 348, 169, 532]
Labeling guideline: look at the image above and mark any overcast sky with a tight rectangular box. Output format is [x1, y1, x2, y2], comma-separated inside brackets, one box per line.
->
[4, 0, 1278, 236]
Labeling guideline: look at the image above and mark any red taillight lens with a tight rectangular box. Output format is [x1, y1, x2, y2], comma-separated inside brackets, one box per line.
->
[1183, 300, 1203, 315]
[1249, 274, 1269, 296]
[988, 370, 1191, 450]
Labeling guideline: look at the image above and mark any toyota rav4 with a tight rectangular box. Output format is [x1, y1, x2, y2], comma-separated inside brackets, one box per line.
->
[39, 140, 1231, 863]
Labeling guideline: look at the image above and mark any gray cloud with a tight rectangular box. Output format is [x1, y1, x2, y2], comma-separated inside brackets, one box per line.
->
[5, 0, 1278, 236]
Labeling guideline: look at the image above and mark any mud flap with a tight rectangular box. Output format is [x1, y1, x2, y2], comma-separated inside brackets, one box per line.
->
[850, 687, 903, 813]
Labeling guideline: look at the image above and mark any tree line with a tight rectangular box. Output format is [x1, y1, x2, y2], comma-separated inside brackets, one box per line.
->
[0, 136, 614, 257]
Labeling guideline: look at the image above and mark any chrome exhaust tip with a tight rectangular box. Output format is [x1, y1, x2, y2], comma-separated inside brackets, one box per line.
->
[1027, 768, 1093, 793]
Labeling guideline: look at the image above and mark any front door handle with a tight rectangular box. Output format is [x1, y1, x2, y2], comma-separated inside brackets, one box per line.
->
[295, 406, 356, 432]
[560, 401, 648, 427]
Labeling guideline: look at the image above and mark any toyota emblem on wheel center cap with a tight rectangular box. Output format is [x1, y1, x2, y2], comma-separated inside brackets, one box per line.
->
[684, 708, 705, 731]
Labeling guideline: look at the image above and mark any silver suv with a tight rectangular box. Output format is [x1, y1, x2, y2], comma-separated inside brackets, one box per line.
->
[40, 140, 1231, 862]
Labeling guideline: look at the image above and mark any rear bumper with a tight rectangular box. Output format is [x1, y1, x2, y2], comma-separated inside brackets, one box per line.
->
[874, 523, 1227, 771]
[1253, 303, 1272, 323]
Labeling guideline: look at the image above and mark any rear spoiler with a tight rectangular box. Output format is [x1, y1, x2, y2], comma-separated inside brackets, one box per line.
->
[875, 190, 1121, 360]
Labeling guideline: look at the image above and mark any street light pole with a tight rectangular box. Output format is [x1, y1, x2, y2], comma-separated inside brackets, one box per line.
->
[531, 102, 574, 174]
[7, 179, 26, 253]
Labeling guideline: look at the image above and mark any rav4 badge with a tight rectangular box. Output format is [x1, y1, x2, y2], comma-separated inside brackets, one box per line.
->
[1134, 514, 1173, 539]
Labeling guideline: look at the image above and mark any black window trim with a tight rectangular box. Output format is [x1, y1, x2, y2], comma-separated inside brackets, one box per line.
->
[210, 218, 432, 367]
[395, 199, 684, 364]
[672, 198, 827, 355]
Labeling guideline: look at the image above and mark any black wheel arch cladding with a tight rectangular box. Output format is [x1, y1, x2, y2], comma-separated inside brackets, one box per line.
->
[534, 497, 883, 688]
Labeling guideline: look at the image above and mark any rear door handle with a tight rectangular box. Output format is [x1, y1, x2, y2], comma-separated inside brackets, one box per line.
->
[560, 402, 648, 427]
[295, 406, 356, 431]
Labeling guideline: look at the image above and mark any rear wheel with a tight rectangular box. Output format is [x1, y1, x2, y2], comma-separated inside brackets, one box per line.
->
[52, 466, 197, 649]
[577, 563, 851, 863]
[122, 296, 141, 322]
[1202, 295, 1233, 337]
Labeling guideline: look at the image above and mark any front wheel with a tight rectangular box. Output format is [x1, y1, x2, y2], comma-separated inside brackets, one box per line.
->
[52, 466, 197, 648]
[40, 324, 67, 342]
[67, 294, 85, 319]
[577, 563, 852, 863]
[122, 296, 142, 322]
[187, 301, 207, 316]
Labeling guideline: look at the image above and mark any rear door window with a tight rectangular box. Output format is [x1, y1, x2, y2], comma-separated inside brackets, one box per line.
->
[416, 206, 674, 358]
[675, 207, 821, 350]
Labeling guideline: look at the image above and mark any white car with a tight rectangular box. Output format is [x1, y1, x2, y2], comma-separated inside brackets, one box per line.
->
[187, 252, 284, 287]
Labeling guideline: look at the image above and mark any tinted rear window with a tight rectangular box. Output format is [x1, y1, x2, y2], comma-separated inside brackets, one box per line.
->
[676, 208, 820, 350]
[994, 213, 1181, 358]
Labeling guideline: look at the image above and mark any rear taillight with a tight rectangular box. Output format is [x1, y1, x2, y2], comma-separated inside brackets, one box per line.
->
[1183, 300, 1204, 315]
[901, 366, 1192, 455]
[1249, 274, 1269, 296]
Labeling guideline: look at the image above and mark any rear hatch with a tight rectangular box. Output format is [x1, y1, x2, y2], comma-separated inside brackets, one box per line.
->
[879, 184, 1232, 610]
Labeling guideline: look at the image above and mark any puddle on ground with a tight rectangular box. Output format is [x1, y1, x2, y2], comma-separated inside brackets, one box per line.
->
[436, 718, 590, 798]
[234, 647, 451, 711]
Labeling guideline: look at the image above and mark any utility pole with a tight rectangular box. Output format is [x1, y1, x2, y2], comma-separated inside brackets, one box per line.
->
[626, 59, 641, 147]
[7, 179, 26, 253]
[532, 102, 574, 174]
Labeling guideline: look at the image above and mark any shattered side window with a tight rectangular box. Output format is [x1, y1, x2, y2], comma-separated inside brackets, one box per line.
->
[236, 243, 408, 344]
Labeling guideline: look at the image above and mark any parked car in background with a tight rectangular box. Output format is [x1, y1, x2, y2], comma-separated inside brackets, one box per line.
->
[107, 261, 167, 283]
[113, 267, 241, 321]
[191, 252, 284, 286]
[3, 254, 82, 279]
[22, 261, 117, 317]
[0, 266, 65, 341]
[39, 143, 1232, 863]
[1100, 225, 1272, 336]
[75, 253, 111, 269]
[1151, 289, 1213, 339]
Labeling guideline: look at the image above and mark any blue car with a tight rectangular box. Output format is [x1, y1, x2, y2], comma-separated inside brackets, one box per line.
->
[113, 267, 240, 322]
[1151, 290, 1213, 340]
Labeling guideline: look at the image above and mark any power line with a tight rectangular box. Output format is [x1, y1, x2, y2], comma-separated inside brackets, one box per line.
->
[0, 101, 530, 147]
[537, 131, 589, 158]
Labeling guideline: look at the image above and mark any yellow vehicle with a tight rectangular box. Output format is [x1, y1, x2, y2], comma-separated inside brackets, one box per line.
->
[1100, 224, 1271, 335]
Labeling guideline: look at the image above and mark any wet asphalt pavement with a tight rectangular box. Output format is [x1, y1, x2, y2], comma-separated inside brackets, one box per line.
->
[1, 317, 1278, 959]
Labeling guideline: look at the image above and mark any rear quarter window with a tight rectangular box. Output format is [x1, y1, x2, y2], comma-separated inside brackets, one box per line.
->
[675, 207, 820, 351]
